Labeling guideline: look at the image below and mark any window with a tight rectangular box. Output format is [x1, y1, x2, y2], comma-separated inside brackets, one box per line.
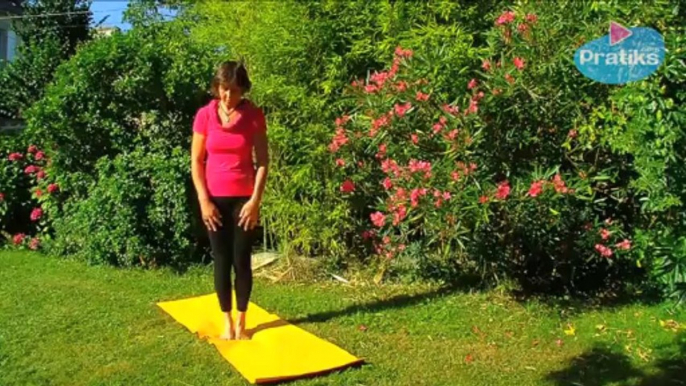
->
[6, 30, 16, 61]
[0, 28, 7, 62]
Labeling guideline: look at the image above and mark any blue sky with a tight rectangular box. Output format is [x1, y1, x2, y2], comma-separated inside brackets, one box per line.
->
[91, 0, 131, 30]
[90, 0, 176, 31]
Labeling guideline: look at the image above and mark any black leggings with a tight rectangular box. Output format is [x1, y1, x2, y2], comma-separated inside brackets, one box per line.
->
[207, 196, 256, 312]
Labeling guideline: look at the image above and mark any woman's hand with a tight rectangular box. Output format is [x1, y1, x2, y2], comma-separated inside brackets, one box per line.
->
[238, 199, 259, 231]
[200, 199, 222, 232]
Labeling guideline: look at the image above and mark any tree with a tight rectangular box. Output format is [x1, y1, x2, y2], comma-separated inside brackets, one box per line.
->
[0, 0, 92, 120]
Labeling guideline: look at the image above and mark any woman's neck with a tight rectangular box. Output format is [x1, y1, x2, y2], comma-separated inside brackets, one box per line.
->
[220, 98, 244, 111]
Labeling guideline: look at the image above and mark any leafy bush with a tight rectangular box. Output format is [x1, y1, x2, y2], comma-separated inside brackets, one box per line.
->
[50, 144, 197, 267]
[23, 21, 217, 266]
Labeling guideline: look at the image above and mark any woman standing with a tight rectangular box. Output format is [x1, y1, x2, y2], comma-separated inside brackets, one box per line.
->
[191, 61, 269, 340]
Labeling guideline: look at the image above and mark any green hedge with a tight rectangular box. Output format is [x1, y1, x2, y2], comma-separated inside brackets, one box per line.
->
[19, 22, 217, 266]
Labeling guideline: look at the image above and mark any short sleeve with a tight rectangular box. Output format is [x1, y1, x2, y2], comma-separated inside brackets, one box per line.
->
[192, 107, 208, 136]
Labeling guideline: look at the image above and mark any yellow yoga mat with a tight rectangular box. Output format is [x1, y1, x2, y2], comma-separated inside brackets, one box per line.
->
[157, 293, 364, 384]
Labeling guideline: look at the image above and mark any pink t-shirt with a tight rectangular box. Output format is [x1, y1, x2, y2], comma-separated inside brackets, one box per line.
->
[193, 99, 266, 197]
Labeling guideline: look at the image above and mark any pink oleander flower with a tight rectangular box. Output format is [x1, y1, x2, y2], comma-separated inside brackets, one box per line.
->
[595, 244, 613, 258]
[528, 181, 544, 197]
[372, 115, 390, 131]
[394, 102, 412, 117]
[394, 46, 413, 58]
[362, 230, 375, 240]
[513, 57, 526, 70]
[335, 115, 350, 127]
[29, 238, 40, 250]
[340, 180, 355, 193]
[442, 104, 459, 115]
[616, 239, 631, 251]
[375, 143, 387, 159]
[552, 174, 568, 194]
[415, 91, 430, 101]
[496, 11, 515, 25]
[467, 99, 479, 114]
[371, 211, 386, 227]
[495, 181, 511, 200]
[382, 177, 393, 190]
[30, 207, 43, 222]
[24, 165, 38, 175]
[468, 78, 478, 90]
[381, 159, 401, 175]
[410, 188, 427, 208]
[13, 233, 26, 245]
[600, 228, 612, 241]
[393, 204, 407, 225]
[370, 71, 391, 88]
[328, 127, 349, 153]
[408, 159, 432, 179]
[482, 60, 492, 71]
[446, 129, 459, 140]
[364, 84, 379, 94]
[394, 188, 407, 203]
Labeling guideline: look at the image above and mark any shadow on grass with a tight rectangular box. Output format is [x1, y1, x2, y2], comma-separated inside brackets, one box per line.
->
[545, 334, 686, 386]
[248, 278, 477, 333]
[510, 287, 665, 318]
[289, 278, 478, 325]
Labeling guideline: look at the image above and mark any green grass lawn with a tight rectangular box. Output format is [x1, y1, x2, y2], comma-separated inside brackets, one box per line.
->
[1, 251, 684, 386]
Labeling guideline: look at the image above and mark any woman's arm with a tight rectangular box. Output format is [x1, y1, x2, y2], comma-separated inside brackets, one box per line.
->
[191, 132, 210, 204]
[192, 132, 222, 231]
[239, 110, 269, 231]
[250, 128, 269, 205]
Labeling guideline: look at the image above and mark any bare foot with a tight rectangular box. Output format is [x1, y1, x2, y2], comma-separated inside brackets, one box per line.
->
[219, 312, 234, 340]
[234, 311, 250, 340]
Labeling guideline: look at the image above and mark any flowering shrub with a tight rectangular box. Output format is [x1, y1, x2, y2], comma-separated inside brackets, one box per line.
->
[330, 7, 648, 294]
[331, 47, 488, 266]
[0, 134, 59, 250]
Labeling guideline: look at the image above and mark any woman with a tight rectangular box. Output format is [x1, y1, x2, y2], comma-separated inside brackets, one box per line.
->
[191, 61, 269, 340]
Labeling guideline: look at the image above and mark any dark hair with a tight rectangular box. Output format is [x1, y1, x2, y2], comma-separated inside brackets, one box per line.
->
[210, 60, 252, 97]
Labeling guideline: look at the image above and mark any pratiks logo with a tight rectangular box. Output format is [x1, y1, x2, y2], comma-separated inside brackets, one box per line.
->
[574, 21, 665, 85]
